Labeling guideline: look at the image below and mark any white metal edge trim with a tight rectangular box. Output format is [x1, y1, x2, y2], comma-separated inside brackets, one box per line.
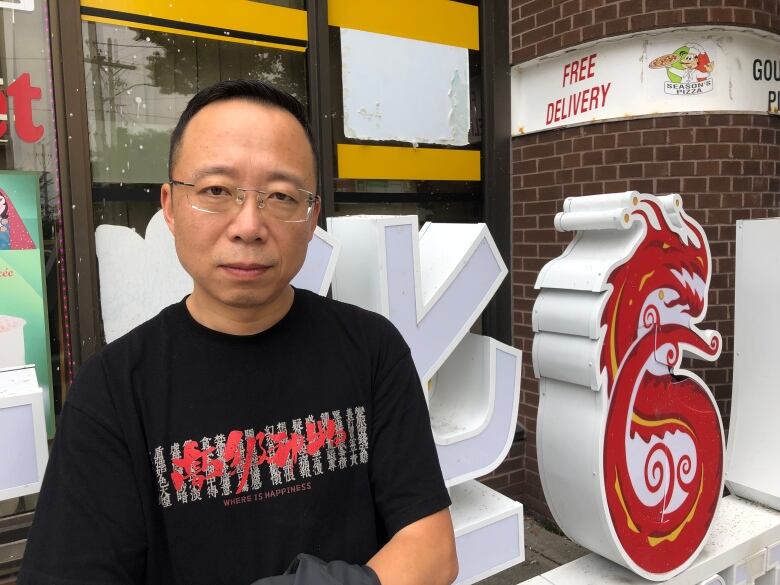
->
[0, 391, 48, 501]
[452, 499, 524, 537]
[442, 346, 522, 486]
[419, 236, 507, 385]
[433, 336, 497, 445]
[312, 225, 342, 296]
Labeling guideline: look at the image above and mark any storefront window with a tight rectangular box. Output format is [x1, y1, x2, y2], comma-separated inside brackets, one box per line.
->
[0, 0, 66, 556]
[83, 21, 307, 235]
[333, 179, 482, 224]
[328, 17, 484, 226]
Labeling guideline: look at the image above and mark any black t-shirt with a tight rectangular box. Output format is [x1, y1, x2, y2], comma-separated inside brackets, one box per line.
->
[19, 289, 450, 585]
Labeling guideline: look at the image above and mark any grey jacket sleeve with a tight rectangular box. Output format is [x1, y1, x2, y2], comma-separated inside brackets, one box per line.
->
[249, 554, 382, 585]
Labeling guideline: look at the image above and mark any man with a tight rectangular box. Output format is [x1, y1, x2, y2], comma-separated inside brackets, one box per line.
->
[19, 80, 458, 585]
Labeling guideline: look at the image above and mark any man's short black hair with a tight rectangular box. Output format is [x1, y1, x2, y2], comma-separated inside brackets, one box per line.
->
[168, 79, 317, 176]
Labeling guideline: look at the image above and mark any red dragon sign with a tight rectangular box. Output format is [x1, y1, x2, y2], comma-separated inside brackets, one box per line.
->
[533, 192, 723, 580]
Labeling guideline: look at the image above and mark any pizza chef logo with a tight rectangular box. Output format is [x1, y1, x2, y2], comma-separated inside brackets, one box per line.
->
[649, 43, 715, 95]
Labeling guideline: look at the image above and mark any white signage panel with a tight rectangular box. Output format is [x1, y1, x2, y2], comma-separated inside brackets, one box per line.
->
[533, 193, 723, 580]
[0, 364, 48, 501]
[725, 218, 780, 512]
[327, 215, 524, 584]
[340, 28, 470, 146]
[512, 27, 780, 135]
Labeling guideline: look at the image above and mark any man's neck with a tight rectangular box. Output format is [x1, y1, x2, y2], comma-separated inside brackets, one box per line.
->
[185, 286, 295, 336]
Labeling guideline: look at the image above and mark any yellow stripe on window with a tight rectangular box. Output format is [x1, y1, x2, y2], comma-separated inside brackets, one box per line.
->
[328, 0, 479, 50]
[337, 144, 481, 181]
[80, 0, 307, 46]
[80, 14, 306, 52]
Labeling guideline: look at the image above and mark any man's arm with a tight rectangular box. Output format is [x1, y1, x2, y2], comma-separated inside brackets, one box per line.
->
[18, 356, 147, 584]
[367, 509, 458, 585]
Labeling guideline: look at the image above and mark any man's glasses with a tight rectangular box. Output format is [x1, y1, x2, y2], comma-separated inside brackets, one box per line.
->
[169, 179, 318, 223]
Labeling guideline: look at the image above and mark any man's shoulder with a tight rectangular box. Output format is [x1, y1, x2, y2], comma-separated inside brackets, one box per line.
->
[295, 289, 411, 366]
[296, 289, 400, 338]
[72, 301, 183, 392]
[104, 300, 184, 351]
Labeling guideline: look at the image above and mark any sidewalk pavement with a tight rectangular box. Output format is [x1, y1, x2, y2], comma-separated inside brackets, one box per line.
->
[479, 516, 588, 585]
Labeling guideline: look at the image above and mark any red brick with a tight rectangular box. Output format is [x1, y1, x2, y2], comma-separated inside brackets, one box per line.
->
[572, 9, 593, 27]
[645, 0, 670, 9]
[605, 17, 631, 34]
[655, 146, 681, 161]
[618, 0, 644, 17]
[582, 22, 605, 39]
[683, 8, 709, 22]
[582, 150, 604, 165]
[522, 22, 555, 45]
[630, 13, 657, 28]
[695, 128, 719, 142]
[617, 132, 641, 147]
[618, 163, 644, 178]
[561, 0, 581, 17]
[642, 130, 669, 145]
[561, 28, 584, 46]
[554, 17, 573, 35]
[657, 10, 684, 25]
[656, 178, 682, 192]
[595, 165, 617, 180]
[536, 5, 561, 26]
[645, 162, 671, 177]
[629, 146, 654, 162]
[594, 4, 617, 20]
[707, 144, 731, 159]
[605, 148, 629, 164]
[519, 0, 550, 19]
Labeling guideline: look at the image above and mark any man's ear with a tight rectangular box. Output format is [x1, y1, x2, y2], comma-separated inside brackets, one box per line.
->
[307, 197, 321, 242]
[161, 182, 175, 234]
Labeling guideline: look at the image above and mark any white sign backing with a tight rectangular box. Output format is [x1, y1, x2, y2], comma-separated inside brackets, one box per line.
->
[512, 27, 780, 135]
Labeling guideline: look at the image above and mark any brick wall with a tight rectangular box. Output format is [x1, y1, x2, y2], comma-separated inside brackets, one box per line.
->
[503, 113, 780, 519]
[511, 0, 780, 64]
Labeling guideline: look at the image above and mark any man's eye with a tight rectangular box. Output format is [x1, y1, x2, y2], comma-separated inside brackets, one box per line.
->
[268, 191, 297, 203]
[203, 186, 230, 197]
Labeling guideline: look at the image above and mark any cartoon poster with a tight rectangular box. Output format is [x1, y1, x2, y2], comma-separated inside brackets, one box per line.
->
[0, 171, 54, 436]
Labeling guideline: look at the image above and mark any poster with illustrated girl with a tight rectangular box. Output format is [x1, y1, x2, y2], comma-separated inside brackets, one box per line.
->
[0, 189, 37, 250]
[0, 171, 54, 437]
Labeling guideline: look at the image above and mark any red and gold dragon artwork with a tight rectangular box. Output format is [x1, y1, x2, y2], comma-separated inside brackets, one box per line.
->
[599, 197, 723, 574]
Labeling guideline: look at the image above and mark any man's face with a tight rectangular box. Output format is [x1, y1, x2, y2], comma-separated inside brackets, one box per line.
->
[161, 98, 319, 315]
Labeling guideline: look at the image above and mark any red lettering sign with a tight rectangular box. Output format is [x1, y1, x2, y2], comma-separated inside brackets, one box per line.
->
[0, 73, 44, 143]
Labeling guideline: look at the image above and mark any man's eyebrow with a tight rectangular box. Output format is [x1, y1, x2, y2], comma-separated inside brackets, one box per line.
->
[190, 165, 238, 180]
[188, 167, 306, 186]
[264, 170, 306, 186]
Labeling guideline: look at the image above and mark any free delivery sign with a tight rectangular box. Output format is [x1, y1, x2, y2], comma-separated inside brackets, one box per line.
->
[0, 171, 54, 437]
[511, 27, 780, 135]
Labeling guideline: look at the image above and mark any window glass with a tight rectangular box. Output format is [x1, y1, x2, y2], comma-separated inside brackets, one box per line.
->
[83, 22, 308, 234]
[0, 0, 65, 544]
[328, 19, 483, 226]
[0, 7, 66, 415]
[333, 179, 481, 224]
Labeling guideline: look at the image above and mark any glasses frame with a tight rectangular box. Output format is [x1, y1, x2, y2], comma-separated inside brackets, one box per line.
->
[169, 179, 319, 223]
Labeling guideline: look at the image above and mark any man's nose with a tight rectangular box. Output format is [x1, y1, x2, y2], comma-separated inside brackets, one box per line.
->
[227, 192, 269, 241]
